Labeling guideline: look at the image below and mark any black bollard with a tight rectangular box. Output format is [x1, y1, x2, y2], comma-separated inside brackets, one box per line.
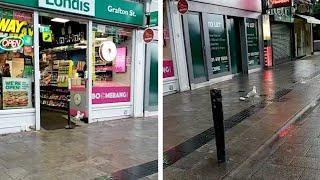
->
[210, 89, 226, 163]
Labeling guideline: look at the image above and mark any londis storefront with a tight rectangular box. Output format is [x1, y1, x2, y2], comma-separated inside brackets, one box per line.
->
[0, 0, 148, 133]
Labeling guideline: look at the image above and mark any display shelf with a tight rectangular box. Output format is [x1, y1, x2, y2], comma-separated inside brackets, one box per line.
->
[41, 97, 69, 102]
[40, 45, 87, 53]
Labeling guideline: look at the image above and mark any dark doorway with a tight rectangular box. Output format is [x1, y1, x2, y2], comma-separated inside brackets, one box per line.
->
[227, 17, 243, 74]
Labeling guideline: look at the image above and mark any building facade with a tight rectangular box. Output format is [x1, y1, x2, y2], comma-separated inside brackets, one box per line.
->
[0, 0, 156, 134]
[164, 0, 264, 94]
[263, 0, 319, 67]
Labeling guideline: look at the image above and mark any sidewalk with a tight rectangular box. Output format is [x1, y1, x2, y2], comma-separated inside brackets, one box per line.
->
[227, 100, 320, 179]
[0, 117, 158, 180]
[163, 55, 320, 179]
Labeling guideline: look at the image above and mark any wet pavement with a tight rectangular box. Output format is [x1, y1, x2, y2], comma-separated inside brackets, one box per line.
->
[227, 101, 320, 179]
[163, 54, 320, 179]
[164, 55, 320, 152]
[0, 117, 158, 180]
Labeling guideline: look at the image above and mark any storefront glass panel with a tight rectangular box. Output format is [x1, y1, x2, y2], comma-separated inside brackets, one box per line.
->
[187, 13, 206, 79]
[163, 7, 174, 79]
[246, 18, 260, 66]
[0, 8, 34, 110]
[207, 14, 229, 74]
[148, 41, 158, 108]
[92, 24, 132, 104]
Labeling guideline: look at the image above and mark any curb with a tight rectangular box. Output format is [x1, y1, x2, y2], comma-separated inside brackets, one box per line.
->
[226, 93, 320, 179]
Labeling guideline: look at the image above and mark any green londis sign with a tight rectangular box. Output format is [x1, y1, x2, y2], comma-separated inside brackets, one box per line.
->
[95, 0, 144, 26]
[0, 0, 37, 8]
[39, 0, 95, 16]
[1, 0, 144, 26]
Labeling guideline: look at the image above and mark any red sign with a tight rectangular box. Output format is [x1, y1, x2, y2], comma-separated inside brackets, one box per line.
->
[269, 0, 291, 8]
[143, 28, 154, 43]
[264, 46, 273, 67]
[163, 60, 175, 78]
[177, 0, 189, 14]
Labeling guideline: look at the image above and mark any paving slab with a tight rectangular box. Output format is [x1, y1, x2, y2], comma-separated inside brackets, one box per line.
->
[0, 116, 158, 180]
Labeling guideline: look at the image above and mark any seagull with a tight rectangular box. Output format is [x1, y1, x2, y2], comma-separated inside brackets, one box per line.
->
[246, 86, 259, 98]
[240, 86, 259, 101]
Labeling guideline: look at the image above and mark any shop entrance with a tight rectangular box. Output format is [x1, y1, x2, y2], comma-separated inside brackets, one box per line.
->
[39, 14, 88, 130]
[227, 17, 243, 74]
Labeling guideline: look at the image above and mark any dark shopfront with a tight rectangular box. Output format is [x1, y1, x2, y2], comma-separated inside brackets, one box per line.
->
[181, 0, 264, 88]
[266, 5, 295, 65]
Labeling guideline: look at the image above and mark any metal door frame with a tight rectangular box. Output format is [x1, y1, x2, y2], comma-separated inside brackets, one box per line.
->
[182, 12, 208, 84]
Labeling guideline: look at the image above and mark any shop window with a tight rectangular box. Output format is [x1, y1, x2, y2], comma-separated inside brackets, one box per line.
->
[92, 24, 132, 104]
[207, 14, 230, 74]
[163, 6, 174, 79]
[246, 18, 260, 66]
[0, 8, 34, 110]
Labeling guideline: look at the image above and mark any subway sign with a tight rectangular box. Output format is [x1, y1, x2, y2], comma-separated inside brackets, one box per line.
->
[39, 0, 95, 16]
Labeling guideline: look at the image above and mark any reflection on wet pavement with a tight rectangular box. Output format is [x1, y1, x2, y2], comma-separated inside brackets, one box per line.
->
[228, 101, 320, 179]
[0, 117, 158, 180]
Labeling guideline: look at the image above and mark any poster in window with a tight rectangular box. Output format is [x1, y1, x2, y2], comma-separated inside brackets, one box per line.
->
[246, 18, 260, 66]
[2, 78, 32, 109]
[207, 14, 229, 74]
[114, 47, 127, 73]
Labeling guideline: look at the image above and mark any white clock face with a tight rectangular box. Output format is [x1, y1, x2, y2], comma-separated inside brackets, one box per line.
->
[99, 41, 117, 62]
[74, 94, 82, 106]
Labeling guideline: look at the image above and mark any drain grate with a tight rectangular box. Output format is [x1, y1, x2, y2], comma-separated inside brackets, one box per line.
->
[269, 88, 292, 102]
[274, 89, 292, 99]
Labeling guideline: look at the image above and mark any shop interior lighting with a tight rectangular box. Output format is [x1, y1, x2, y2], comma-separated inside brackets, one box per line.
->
[51, 18, 70, 23]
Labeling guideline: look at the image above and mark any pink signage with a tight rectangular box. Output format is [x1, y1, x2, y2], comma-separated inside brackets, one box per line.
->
[114, 47, 127, 73]
[92, 86, 130, 104]
[14, 11, 33, 23]
[163, 60, 175, 78]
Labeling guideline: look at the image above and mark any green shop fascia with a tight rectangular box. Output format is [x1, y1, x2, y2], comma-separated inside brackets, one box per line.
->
[0, 0, 145, 26]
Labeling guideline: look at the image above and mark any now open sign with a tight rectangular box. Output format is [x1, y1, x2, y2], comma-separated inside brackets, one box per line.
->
[0, 37, 24, 51]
